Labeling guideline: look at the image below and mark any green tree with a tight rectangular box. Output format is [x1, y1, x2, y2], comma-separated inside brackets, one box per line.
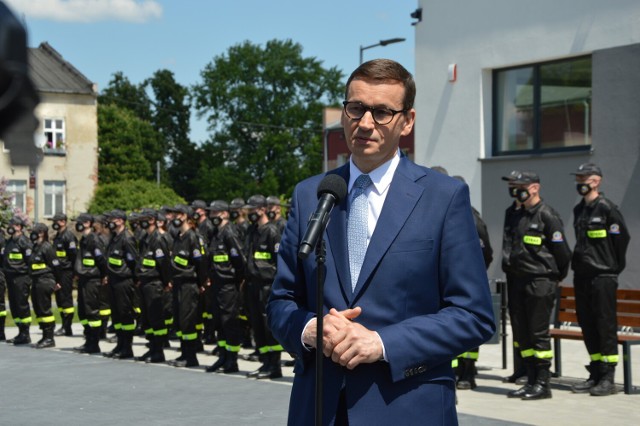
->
[88, 179, 185, 214]
[97, 104, 156, 184]
[146, 69, 200, 200]
[99, 71, 153, 122]
[192, 39, 344, 199]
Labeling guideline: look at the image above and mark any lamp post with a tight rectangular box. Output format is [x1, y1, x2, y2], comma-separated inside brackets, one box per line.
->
[359, 37, 406, 64]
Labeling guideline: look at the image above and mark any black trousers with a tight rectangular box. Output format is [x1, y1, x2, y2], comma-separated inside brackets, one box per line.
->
[175, 281, 200, 341]
[32, 273, 56, 325]
[98, 279, 111, 319]
[54, 269, 74, 311]
[140, 280, 167, 335]
[6, 273, 32, 324]
[78, 276, 102, 328]
[247, 280, 279, 352]
[509, 276, 557, 366]
[574, 274, 619, 361]
[109, 277, 136, 331]
[212, 280, 243, 349]
[0, 271, 6, 316]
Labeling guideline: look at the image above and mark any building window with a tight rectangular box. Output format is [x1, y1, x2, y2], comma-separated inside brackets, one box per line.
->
[44, 180, 65, 217]
[43, 118, 65, 153]
[493, 56, 592, 156]
[7, 180, 27, 212]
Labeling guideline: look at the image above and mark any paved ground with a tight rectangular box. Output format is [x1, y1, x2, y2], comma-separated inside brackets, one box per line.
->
[1, 324, 638, 425]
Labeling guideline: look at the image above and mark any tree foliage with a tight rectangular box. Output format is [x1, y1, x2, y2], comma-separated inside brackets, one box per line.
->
[97, 104, 158, 184]
[88, 179, 184, 214]
[192, 39, 344, 200]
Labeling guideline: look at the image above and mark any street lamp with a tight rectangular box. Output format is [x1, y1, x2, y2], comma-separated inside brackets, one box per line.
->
[359, 37, 406, 64]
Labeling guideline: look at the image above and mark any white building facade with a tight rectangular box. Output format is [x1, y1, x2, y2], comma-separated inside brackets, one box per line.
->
[413, 0, 640, 288]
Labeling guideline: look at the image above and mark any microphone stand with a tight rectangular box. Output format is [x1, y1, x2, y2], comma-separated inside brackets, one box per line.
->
[315, 239, 326, 426]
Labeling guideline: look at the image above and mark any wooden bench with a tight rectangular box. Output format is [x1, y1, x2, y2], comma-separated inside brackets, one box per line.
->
[550, 285, 640, 394]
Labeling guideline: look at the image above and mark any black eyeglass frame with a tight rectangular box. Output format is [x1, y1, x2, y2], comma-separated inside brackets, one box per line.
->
[342, 101, 408, 125]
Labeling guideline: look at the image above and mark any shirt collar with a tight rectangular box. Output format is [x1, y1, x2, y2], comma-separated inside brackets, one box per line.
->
[349, 150, 400, 195]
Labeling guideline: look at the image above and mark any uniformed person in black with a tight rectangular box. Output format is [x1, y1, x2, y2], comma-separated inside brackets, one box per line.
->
[230, 197, 252, 351]
[73, 213, 108, 354]
[502, 171, 572, 400]
[192, 200, 216, 344]
[452, 175, 493, 390]
[49, 212, 78, 337]
[128, 211, 146, 337]
[134, 209, 172, 363]
[93, 214, 113, 339]
[2, 216, 33, 344]
[0, 228, 7, 341]
[167, 204, 208, 368]
[244, 195, 283, 379]
[266, 195, 287, 234]
[204, 200, 246, 373]
[29, 223, 63, 349]
[569, 163, 630, 396]
[102, 209, 139, 359]
[156, 211, 176, 341]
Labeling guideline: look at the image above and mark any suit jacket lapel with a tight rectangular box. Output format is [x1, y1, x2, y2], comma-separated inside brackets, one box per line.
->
[352, 158, 426, 301]
[325, 166, 352, 302]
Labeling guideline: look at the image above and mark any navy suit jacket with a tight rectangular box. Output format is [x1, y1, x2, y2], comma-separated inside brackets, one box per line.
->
[267, 158, 496, 426]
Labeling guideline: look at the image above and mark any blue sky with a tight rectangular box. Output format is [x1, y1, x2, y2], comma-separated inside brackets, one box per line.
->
[6, 0, 418, 142]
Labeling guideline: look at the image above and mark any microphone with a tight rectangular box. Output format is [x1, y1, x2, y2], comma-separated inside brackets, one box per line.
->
[298, 174, 347, 259]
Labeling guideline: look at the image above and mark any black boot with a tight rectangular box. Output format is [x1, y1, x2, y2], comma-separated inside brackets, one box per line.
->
[0, 316, 6, 341]
[220, 350, 239, 374]
[12, 323, 31, 345]
[507, 360, 535, 398]
[168, 340, 186, 365]
[457, 358, 477, 390]
[590, 363, 617, 396]
[35, 324, 55, 349]
[172, 340, 199, 367]
[206, 347, 227, 373]
[247, 352, 270, 378]
[103, 330, 123, 358]
[257, 351, 283, 379]
[113, 330, 134, 359]
[571, 361, 600, 393]
[83, 328, 102, 354]
[73, 325, 91, 352]
[135, 335, 153, 362]
[99, 316, 109, 339]
[503, 349, 527, 384]
[146, 336, 166, 364]
[522, 364, 552, 400]
[55, 313, 73, 336]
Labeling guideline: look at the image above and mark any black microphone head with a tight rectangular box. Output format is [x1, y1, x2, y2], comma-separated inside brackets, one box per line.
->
[317, 174, 347, 203]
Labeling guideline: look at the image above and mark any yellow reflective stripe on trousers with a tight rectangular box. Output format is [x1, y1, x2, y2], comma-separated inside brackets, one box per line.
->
[254, 251, 271, 260]
[142, 258, 156, 267]
[213, 254, 229, 262]
[182, 332, 198, 341]
[451, 358, 459, 368]
[31, 263, 46, 270]
[80, 319, 88, 325]
[108, 257, 123, 266]
[269, 344, 283, 352]
[459, 352, 479, 360]
[88, 320, 102, 328]
[534, 350, 553, 359]
[134, 307, 141, 314]
[38, 315, 56, 323]
[83, 258, 96, 266]
[523, 235, 542, 245]
[0, 311, 7, 317]
[587, 229, 607, 238]
[99, 309, 111, 316]
[227, 344, 241, 353]
[165, 318, 174, 325]
[602, 355, 619, 363]
[173, 256, 188, 266]
[121, 323, 136, 331]
[521, 348, 535, 358]
[195, 322, 203, 330]
[61, 307, 75, 314]
[590, 353, 602, 361]
[154, 328, 168, 336]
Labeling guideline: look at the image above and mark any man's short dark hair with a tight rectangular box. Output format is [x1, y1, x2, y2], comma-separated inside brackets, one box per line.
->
[345, 59, 416, 111]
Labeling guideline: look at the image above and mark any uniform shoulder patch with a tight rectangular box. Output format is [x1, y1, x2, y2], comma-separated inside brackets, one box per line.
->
[192, 249, 202, 258]
[69, 242, 77, 249]
[551, 231, 564, 242]
[609, 224, 620, 235]
[274, 243, 280, 253]
[155, 248, 165, 258]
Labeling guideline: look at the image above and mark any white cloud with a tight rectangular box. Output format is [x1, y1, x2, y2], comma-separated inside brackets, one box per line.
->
[5, 0, 163, 23]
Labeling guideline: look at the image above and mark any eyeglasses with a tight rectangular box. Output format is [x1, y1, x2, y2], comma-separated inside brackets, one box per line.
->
[342, 101, 407, 125]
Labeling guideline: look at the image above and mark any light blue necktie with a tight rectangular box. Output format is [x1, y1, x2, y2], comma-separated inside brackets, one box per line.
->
[348, 174, 372, 291]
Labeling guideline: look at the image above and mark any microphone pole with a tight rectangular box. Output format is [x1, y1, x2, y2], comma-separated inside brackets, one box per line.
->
[315, 239, 326, 426]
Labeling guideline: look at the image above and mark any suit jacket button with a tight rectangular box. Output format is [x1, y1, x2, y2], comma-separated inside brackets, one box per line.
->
[417, 366, 426, 373]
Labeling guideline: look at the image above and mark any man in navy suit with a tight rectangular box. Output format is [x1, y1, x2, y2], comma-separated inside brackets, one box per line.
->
[267, 59, 495, 425]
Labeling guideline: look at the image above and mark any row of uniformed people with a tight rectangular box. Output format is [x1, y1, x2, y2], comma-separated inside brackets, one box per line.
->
[0, 195, 287, 378]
